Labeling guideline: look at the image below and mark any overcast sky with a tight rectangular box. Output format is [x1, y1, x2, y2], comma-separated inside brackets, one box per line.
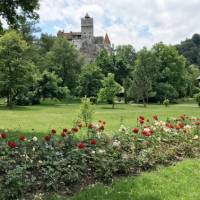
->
[38, 0, 200, 49]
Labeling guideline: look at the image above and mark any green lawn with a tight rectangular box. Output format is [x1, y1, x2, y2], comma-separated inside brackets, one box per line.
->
[48, 159, 200, 200]
[0, 102, 199, 134]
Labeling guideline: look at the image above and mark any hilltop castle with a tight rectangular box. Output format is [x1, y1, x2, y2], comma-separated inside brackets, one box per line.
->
[57, 13, 112, 62]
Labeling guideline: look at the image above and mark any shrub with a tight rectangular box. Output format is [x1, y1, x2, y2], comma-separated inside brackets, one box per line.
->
[79, 97, 94, 127]
[163, 98, 170, 107]
[0, 115, 199, 199]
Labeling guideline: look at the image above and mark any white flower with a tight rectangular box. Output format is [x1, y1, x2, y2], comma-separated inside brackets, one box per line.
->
[32, 136, 38, 142]
[68, 165, 71, 168]
[193, 135, 199, 140]
[122, 153, 129, 160]
[91, 150, 95, 154]
[112, 140, 121, 147]
[119, 125, 127, 133]
[32, 147, 36, 152]
[38, 160, 43, 164]
[98, 149, 106, 154]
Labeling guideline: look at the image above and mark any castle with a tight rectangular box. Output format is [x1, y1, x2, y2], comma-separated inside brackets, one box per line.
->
[57, 13, 112, 63]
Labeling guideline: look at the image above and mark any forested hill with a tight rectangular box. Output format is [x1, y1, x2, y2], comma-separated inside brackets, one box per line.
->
[176, 33, 200, 67]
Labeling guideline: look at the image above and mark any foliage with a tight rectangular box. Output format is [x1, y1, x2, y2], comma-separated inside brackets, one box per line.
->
[128, 47, 158, 106]
[79, 97, 94, 127]
[0, 30, 37, 108]
[37, 71, 70, 101]
[98, 73, 122, 108]
[0, 0, 39, 30]
[96, 49, 115, 75]
[77, 64, 104, 97]
[194, 92, 200, 107]
[176, 33, 200, 67]
[46, 37, 83, 93]
[163, 98, 170, 107]
[153, 43, 187, 101]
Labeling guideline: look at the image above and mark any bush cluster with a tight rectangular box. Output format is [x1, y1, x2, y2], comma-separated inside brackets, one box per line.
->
[0, 115, 199, 199]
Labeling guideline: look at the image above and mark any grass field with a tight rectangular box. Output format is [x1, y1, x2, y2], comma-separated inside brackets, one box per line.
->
[47, 159, 200, 200]
[0, 102, 199, 134]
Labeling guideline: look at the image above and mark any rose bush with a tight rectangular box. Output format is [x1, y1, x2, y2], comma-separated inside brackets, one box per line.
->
[0, 115, 199, 199]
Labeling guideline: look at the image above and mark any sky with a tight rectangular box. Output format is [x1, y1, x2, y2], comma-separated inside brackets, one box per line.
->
[37, 0, 200, 49]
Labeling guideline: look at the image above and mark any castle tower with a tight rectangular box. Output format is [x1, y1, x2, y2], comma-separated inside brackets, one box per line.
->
[81, 13, 94, 40]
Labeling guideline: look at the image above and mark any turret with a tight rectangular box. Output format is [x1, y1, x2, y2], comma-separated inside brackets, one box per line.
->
[81, 13, 94, 39]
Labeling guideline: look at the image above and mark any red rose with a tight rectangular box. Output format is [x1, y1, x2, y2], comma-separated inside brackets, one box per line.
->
[51, 129, 56, 135]
[150, 129, 154, 134]
[44, 135, 51, 141]
[133, 128, 139, 133]
[77, 142, 85, 149]
[90, 139, 97, 145]
[63, 128, 68, 133]
[139, 116, 145, 120]
[88, 123, 93, 129]
[139, 119, 144, 124]
[7, 141, 17, 148]
[71, 127, 78, 133]
[61, 131, 67, 137]
[153, 115, 158, 121]
[1, 133, 7, 139]
[19, 136, 26, 141]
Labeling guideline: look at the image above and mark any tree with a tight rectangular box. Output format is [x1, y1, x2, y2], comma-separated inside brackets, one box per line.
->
[0, 0, 39, 30]
[98, 73, 121, 109]
[128, 48, 158, 106]
[37, 71, 69, 100]
[0, 30, 37, 108]
[96, 49, 115, 75]
[114, 45, 136, 103]
[46, 37, 83, 93]
[77, 64, 104, 97]
[153, 43, 187, 102]
[176, 33, 200, 67]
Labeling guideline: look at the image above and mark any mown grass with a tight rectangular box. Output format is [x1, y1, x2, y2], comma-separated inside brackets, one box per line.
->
[0, 101, 199, 135]
[47, 159, 200, 200]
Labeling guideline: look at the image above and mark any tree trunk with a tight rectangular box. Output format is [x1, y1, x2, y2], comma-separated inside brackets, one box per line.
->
[142, 97, 146, 107]
[7, 94, 13, 109]
[112, 102, 115, 109]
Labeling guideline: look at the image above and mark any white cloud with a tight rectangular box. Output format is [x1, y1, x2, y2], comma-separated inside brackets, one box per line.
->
[38, 0, 200, 49]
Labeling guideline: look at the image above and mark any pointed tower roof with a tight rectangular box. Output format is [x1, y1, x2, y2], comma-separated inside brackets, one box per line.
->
[104, 33, 111, 45]
[85, 13, 90, 18]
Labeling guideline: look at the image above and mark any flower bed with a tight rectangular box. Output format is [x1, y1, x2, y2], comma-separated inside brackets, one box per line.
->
[0, 115, 200, 199]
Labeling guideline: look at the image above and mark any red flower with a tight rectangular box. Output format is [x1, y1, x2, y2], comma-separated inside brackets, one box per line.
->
[88, 123, 93, 129]
[142, 130, 151, 137]
[19, 136, 26, 141]
[1, 133, 7, 139]
[71, 127, 78, 133]
[150, 129, 154, 134]
[90, 139, 97, 145]
[44, 135, 51, 141]
[139, 119, 144, 125]
[77, 142, 86, 149]
[133, 128, 139, 133]
[61, 131, 67, 137]
[176, 125, 181, 130]
[139, 116, 145, 120]
[153, 115, 158, 121]
[51, 129, 56, 135]
[7, 141, 17, 148]
[63, 128, 68, 133]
